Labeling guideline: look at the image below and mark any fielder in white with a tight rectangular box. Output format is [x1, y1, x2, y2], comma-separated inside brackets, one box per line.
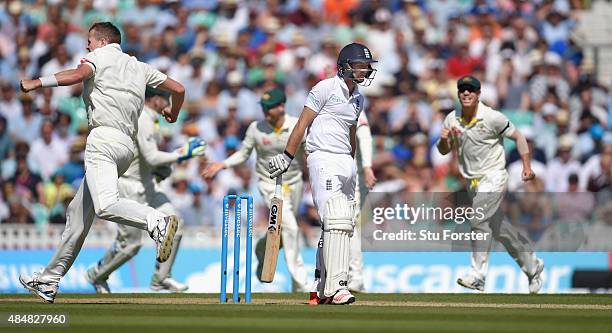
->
[437, 75, 544, 293]
[86, 88, 206, 293]
[269, 43, 377, 305]
[18, 22, 185, 303]
[203, 88, 309, 292]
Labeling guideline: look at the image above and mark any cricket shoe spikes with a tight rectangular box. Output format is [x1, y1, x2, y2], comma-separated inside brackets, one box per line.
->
[150, 215, 179, 263]
[528, 258, 545, 294]
[86, 268, 111, 293]
[19, 273, 58, 303]
[331, 289, 355, 305]
[151, 277, 188, 292]
[457, 275, 485, 292]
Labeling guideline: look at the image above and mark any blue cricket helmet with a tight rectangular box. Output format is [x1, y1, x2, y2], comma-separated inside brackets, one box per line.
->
[337, 43, 378, 86]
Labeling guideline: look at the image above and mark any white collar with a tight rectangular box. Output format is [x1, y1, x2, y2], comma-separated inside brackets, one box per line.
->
[335, 74, 359, 99]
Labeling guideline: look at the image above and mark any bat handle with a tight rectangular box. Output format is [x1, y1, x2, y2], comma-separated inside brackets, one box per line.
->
[274, 174, 282, 198]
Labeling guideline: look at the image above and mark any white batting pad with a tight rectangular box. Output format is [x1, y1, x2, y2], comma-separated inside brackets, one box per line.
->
[323, 229, 350, 297]
[323, 193, 354, 232]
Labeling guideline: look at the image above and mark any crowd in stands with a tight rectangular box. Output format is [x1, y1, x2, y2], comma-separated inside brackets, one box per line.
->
[0, 0, 609, 239]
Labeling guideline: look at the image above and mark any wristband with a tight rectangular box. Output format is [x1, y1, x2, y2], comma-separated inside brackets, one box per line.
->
[283, 150, 294, 160]
[40, 75, 58, 87]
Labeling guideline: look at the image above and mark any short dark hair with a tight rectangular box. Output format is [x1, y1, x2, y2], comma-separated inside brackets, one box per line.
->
[89, 22, 121, 44]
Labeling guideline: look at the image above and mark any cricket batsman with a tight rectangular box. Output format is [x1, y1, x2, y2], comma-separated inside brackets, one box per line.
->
[437, 76, 544, 293]
[86, 88, 206, 293]
[269, 42, 377, 304]
[18, 22, 185, 303]
[308, 111, 375, 304]
[203, 88, 309, 291]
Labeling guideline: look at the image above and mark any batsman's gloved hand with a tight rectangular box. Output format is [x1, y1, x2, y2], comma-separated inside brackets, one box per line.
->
[268, 150, 293, 178]
[153, 165, 172, 182]
[178, 137, 207, 163]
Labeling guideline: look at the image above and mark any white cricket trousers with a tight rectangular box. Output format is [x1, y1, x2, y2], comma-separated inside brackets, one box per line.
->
[90, 177, 183, 283]
[38, 126, 161, 285]
[257, 179, 308, 291]
[308, 151, 356, 219]
[468, 171, 538, 280]
[308, 151, 356, 297]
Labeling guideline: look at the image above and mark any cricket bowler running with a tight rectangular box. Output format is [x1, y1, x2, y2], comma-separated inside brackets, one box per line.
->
[204, 88, 309, 291]
[269, 43, 377, 304]
[18, 22, 185, 303]
[437, 76, 544, 293]
[86, 88, 206, 293]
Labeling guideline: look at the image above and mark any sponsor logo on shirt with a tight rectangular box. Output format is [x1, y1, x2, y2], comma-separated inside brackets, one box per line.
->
[326, 179, 332, 191]
[262, 136, 271, 145]
[328, 94, 347, 105]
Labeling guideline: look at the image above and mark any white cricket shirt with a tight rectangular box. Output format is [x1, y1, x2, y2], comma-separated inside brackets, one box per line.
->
[304, 75, 365, 155]
[442, 102, 515, 179]
[81, 43, 168, 139]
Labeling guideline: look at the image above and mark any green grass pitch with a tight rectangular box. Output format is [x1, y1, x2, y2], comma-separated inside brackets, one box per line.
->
[1, 293, 611, 333]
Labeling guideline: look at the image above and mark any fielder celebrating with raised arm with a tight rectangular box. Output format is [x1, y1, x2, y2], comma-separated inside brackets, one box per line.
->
[86, 88, 206, 293]
[203, 88, 309, 292]
[18, 22, 185, 303]
[269, 43, 377, 304]
[437, 76, 544, 293]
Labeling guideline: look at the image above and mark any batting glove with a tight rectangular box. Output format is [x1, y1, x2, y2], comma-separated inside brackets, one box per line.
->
[268, 150, 293, 178]
[178, 137, 207, 163]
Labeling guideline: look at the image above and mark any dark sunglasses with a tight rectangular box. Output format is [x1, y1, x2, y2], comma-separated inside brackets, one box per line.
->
[458, 85, 478, 93]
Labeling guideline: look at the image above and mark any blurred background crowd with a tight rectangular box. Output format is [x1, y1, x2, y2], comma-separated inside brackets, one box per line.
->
[0, 0, 610, 241]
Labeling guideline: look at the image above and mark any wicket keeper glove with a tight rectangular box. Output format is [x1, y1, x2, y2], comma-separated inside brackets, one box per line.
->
[269, 150, 293, 178]
[178, 137, 207, 163]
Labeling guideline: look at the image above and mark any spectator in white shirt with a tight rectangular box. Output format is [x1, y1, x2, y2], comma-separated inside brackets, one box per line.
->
[9, 94, 43, 143]
[546, 134, 582, 192]
[29, 120, 69, 181]
[40, 45, 75, 105]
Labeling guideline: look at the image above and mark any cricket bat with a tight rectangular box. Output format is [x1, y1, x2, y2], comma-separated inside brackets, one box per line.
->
[260, 175, 283, 283]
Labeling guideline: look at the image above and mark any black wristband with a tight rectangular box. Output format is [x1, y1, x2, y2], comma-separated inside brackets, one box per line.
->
[283, 150, 294, 160]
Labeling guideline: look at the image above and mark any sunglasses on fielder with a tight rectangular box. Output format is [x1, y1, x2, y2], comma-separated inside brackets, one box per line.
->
[458, 85, 479, 93]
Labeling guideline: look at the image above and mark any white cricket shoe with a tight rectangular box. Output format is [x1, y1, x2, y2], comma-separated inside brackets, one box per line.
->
[150, 215, 179, 263]
[19, 273, 58, 303]
[331, 289, 355, 305]
[457, 275, 485, 292]
[528, 258, 545, 294]
[151, 277, 188, 292]
[85, 268, 111, 294]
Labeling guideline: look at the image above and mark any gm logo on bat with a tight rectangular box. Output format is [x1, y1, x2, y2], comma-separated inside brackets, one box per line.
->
[268, 204, 279, 231]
